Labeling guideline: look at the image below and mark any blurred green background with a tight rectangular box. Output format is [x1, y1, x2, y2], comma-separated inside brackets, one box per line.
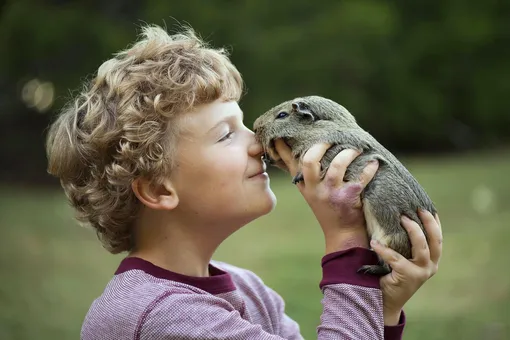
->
[1, 0, 509, 339]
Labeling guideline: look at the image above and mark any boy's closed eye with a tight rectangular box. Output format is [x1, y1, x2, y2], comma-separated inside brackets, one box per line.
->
[218, 130, 235, 142]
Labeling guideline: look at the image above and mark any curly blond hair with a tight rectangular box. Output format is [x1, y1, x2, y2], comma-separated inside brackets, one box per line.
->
[45, 24, 244, 254]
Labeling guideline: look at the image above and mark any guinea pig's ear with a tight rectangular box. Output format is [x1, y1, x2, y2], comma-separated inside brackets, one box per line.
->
[291, 101, 315, 121]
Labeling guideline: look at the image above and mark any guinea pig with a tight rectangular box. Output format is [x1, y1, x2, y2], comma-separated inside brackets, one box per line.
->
[253, 95, 437, 275]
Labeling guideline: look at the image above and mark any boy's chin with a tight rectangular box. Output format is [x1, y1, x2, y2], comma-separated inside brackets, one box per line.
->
[247, 192, 277, 220]
[259, 191, 277, 215]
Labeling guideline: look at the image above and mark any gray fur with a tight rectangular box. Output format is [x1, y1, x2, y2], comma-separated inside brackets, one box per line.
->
[253, 95, 437, 276]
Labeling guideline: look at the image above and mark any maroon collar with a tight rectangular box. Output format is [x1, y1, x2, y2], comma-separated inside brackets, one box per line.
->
[115, 257, 236, 295]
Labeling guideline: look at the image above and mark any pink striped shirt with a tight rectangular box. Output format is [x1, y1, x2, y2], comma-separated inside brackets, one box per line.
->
[81, 247, 405, 339]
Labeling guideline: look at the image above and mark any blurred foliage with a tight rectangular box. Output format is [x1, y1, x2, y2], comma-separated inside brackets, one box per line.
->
[0, 0, 509, 184]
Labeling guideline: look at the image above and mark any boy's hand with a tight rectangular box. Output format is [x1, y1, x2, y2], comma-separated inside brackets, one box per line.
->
[371, 210, 443, 325]
[274, 139, 379, 254]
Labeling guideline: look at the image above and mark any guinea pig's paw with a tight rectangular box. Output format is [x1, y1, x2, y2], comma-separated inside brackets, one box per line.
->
[357, 263, 392, 276]
[292, 171, 304, 185]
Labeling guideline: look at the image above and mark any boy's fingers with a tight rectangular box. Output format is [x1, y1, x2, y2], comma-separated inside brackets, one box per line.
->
[401, 214, 429, 266]
[356, 160, 379, 189]
[323, 149, 361, 187]
[302, 143, 332, 185]
[434, 213, 442, 232]
[370, 240, 407, 272]
[422, 210, 443, 266]
[274, 139, 298, 176]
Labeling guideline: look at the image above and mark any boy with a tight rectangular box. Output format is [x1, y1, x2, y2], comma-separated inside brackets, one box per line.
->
[45, 24, 442, 339]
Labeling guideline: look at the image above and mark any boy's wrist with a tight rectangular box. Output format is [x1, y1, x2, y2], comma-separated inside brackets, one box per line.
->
[324, 229, 369, 255]
[383, 308, 402, 326]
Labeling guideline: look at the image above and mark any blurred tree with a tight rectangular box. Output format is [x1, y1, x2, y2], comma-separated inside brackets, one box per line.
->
[0, 0, 509, 185]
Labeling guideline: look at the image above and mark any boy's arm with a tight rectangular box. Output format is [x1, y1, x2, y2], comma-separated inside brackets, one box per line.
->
[137, 247, 405, 340]
[261, 247, 405, 339]
[317, 247, 405, 339]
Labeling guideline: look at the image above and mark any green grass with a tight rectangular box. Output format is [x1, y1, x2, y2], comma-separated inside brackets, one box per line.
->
[1, 149, 509, 339]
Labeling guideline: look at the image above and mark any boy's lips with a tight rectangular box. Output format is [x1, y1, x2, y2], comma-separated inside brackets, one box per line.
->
[248, 164, 267, 178]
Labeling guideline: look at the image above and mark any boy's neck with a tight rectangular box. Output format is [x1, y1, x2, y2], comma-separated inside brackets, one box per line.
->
[129, 245, 212, 278]
[129, 209, 237, 278]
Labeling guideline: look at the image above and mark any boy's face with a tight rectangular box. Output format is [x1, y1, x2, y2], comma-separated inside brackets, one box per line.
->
[170, 99, 277, 228]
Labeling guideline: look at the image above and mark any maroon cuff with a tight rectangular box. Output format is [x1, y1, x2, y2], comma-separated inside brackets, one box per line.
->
[384, 310, 406, 340]
[320, 247, 381, 289]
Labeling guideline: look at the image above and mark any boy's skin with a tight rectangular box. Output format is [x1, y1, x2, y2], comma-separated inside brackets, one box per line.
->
[129, 97, 443, 326]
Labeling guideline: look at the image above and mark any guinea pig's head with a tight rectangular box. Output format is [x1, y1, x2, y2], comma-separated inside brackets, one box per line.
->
[253, 95, 356, 169]
[253, 98, 313, 169]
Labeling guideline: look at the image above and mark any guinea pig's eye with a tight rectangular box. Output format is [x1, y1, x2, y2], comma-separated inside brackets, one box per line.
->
[276, 111, 288, 119]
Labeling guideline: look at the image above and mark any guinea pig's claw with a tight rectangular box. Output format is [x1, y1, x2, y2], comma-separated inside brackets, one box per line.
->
[262, 153, 274, 165]
[292, 171, 304, 184]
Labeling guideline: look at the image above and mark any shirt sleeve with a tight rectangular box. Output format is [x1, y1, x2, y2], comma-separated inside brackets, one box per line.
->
[137, 247, 405, 340]
[318, 247, 406, 339]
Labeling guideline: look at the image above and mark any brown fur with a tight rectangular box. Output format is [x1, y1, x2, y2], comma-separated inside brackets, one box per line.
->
[253, 95, 437, 275]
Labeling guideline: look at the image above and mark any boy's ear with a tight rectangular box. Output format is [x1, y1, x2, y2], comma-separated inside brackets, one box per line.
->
[131, 177, 179, 211]
[291, 101, 315, 121]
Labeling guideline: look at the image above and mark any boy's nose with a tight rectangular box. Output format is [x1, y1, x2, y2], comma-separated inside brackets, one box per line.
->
[249, 138, 264, 158]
